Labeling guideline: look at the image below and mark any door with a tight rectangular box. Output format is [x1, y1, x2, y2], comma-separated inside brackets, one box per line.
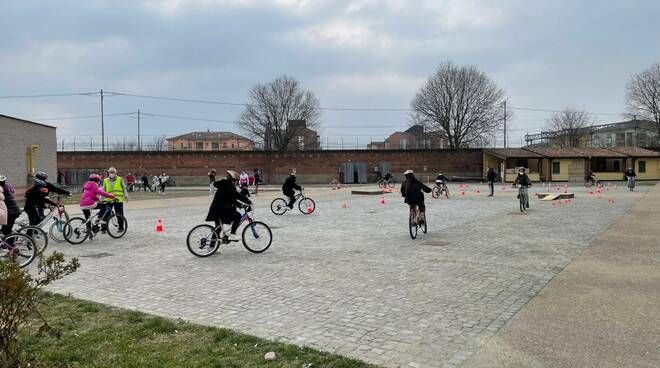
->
[355, 162, 367, 183]
[341, 162, 355, 183]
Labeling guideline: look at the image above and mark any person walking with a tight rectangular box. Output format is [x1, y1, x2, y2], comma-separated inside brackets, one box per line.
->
[102, 167, 129, 231]
[253, 168, 263, 194]
[625, 167, 636, 191]
[208, 169, 217, 197]
[141, 173, 150, 192]
[159, 172, 169, 194]
[486, 167, 497, 196]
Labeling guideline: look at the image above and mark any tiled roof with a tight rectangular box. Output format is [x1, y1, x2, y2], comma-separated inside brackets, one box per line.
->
[167, 131, 253, 142]
[485, 148, 544, 158]
[524, 147, 628, 158]
[607, 147, 660, 157]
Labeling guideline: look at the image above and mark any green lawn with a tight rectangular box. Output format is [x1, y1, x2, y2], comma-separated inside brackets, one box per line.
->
[21, 293, 376, 368]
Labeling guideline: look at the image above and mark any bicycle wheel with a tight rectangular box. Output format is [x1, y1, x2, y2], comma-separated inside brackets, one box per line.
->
[186, 224, 220, 257]
[63, 217, 90, 244]
[48, 219, 67, 243]
[387, 180, 395, 189]
[298, 197, 316, 214]
[0, 233, 37, 268]
[242, 221, 273, 253]
[443, 186, 450, 198]
[377, 180, 385, 189]
[431, 186, 440, 199]
[270, 198, 288, 215]
[106, 214, 128, 239]
[18, 226, 49, 254]
[409, 208, 418, 239]
[421, 214, 427, 234]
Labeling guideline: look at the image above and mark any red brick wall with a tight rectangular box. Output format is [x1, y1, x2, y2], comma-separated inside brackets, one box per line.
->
[57, 149, 484, 184]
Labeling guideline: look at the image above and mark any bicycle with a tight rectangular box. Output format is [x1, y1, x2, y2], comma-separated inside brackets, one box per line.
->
[627, 176, 635, 191]
[431, 181, 450, 199]
[516, 184, 530, 212]
[270, 189, 316, 215]
[62, 201, 128, 244]
[377, 177, 395, 189]
[408, 204, 427, 239]
[186, 206, 273, 257]
[0, 232, 37, 268]
[15, 196, 70, 249]
[584, 177, 600, 187]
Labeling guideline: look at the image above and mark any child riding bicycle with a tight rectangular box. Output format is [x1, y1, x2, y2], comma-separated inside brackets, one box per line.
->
[401, 170, 432, 225]
[206, 170, 253, 241]
[513, 168, 531, 209]
[80, 174, 116, 233]
[282, 172, 302, 209]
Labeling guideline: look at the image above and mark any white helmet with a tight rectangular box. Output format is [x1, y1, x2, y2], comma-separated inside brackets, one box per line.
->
[226, 170, 239, 180]
[404, 169, 414, 176]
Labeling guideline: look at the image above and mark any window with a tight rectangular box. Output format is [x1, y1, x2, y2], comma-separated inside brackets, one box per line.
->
[180, 142, 184, 149]
[212, 142, 219, 150]
[298, 136, 304, 150]
[613, 160, 620, 171]
[195, 142, 203, 150]
[639, 161, 646, 173]
[552, 161, 560, 174]
[223, 142, 227, 149]
[400, 139, 408, 149]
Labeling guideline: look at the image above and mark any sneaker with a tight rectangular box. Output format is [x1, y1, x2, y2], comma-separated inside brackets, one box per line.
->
[227, 233, 241, 242]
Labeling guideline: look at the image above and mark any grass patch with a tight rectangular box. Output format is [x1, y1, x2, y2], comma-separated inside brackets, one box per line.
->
[20, 292, 377, 368]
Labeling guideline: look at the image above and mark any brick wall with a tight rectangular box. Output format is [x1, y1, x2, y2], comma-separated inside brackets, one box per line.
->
[0, 115, 58, 188]
[57, 149, 484, 185]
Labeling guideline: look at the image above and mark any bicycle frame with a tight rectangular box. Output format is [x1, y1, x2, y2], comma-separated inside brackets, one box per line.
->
[211, 208, 259, 241]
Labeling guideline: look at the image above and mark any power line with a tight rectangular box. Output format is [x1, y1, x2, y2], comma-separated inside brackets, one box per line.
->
[0, 92, 98, 99]
[35, 112, 135, 121]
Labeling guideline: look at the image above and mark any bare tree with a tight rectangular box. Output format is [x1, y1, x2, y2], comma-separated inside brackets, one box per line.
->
[411, 62, 506, 149]
[239, 75, 321, 151]
[111, 139, 138, 151]
[151, 135, 168, 151]
[625, 61, 660, 140]
[543, 108, 591, 148]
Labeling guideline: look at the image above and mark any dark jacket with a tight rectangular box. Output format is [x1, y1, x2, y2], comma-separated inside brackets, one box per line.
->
[435, 174, 448, 182]
[486, 169, 497, 182]
[206, 179, 252, 221]
[282, 175, 301, 194]
[141, 175, 148, 184]
[0, 182, 21, 216]
[513, 174, 531, 187]
[24, 183, 57, 209]
[45, 181, 70, 197]
[625, 169, 636, 178]
[401, 177, 432, 204]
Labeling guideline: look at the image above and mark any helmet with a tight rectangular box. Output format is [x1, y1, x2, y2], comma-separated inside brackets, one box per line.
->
[34, 179, 47, 187]
[226, 170, 239, 180]
[404, 169, 414, 176]
[0, 175, 6, 182]
[35, 171, 48, 180]
[89, 173, 102, 182]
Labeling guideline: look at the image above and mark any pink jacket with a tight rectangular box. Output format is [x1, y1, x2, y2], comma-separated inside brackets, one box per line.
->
[80, 181, 115, 207]
[0, 188, 7, 225]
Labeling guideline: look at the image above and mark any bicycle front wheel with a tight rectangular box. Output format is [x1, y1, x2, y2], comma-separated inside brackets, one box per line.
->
[242, 221, 273, 253]
[186, 224, 220, 257]
[377, 180, 385, 189]
[63, 217, 89, 244]
[270, 198, 288, 215]
[387, 180, 395, 189]
[18, 226, 49, 254]
[0, 233, 37, 268]
[431, 186, 440, 199]
[48, 219, 67, 243]
[106, 214, 128, 239]
[299, 197, 316, 214]
[409, 208, 418, 239]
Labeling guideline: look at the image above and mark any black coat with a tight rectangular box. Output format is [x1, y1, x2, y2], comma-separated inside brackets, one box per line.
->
[24, 184, 57, 209]
[206, 179, 252, 221]
[282, 175, 301, 194]
[401, 177, 432, 204]
[46, 182, 70, 196]
[513, 174, 531, 187]
[0, 182, 21, 216]
[486, 169, 497, 182]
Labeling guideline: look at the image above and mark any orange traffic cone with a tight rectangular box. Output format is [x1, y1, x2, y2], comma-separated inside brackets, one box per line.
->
[379, 197, 385, 205]
[475, 188, 480, 194]
[340, 201, 348, 209]
[460, 191, 465, 196]
[307, 206, 314, 213]
[155, 218, 164, 233]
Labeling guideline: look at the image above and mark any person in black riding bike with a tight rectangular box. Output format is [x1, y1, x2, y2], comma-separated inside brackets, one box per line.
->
[206, 170, 252, 241]
[383, 172, 393, 181]
[282, 172, 302, 209]
[24, 179, 58, 227]
[435, 172, 448, 184]
[585, 170, 596, 185]
[486, 167, 497, 196]
[513, 168, 531, 209]
[35, 171, 70, 198]
[401, 169, 432, 224]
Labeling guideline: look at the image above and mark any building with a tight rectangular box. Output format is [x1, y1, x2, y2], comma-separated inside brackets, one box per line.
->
[286, 120, 320, 151]
[525, 119, 659, 148]
[483, 146, 660, 182]
[0, 114, 57, 188]
[368, 125, 447, 150]
[167, 131, 254, 151]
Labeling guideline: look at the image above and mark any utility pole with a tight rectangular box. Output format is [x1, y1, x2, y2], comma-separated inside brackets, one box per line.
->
[100, 89, 105, 152]
[502, 100, 507, 149]
[137, 109, 141, 151]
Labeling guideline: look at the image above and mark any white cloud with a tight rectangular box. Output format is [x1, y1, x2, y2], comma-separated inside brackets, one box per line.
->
[284, 19, 392, 49]
[423, 0, 504, 31]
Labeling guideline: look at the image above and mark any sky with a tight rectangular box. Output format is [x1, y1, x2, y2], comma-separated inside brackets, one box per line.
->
[1, 0, 660, 149]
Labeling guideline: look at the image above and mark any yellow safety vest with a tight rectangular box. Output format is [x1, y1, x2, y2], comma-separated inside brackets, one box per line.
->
[103, 177, 125, 203]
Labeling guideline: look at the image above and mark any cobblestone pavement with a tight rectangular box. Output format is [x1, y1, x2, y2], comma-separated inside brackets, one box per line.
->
[45, 182, 651, 368]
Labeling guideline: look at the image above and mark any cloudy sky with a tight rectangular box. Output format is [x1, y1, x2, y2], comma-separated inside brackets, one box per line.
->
[1, 0, 659, 148]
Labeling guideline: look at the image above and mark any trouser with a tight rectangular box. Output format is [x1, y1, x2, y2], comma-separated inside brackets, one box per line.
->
[109, 202, 125, 230]
[1, 213, 19, 236]
[409, 202, 426, 213]
[25, 206, 44, 226]
[160, 181, 166, 192]
[284, 191, 296, 208]
[488, 180, 495, 195]
[214, 211, 241, 234]
[143, 182, 150, 192]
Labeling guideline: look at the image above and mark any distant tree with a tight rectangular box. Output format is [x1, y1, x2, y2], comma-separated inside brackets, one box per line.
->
[543, 108, 591, 148]
[239, 76, 321, 151]
[111, 139, 138, 151]
[625, 61, 660, 140]
[151, 135, 167, 151]
[411, 62, 506, 149]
